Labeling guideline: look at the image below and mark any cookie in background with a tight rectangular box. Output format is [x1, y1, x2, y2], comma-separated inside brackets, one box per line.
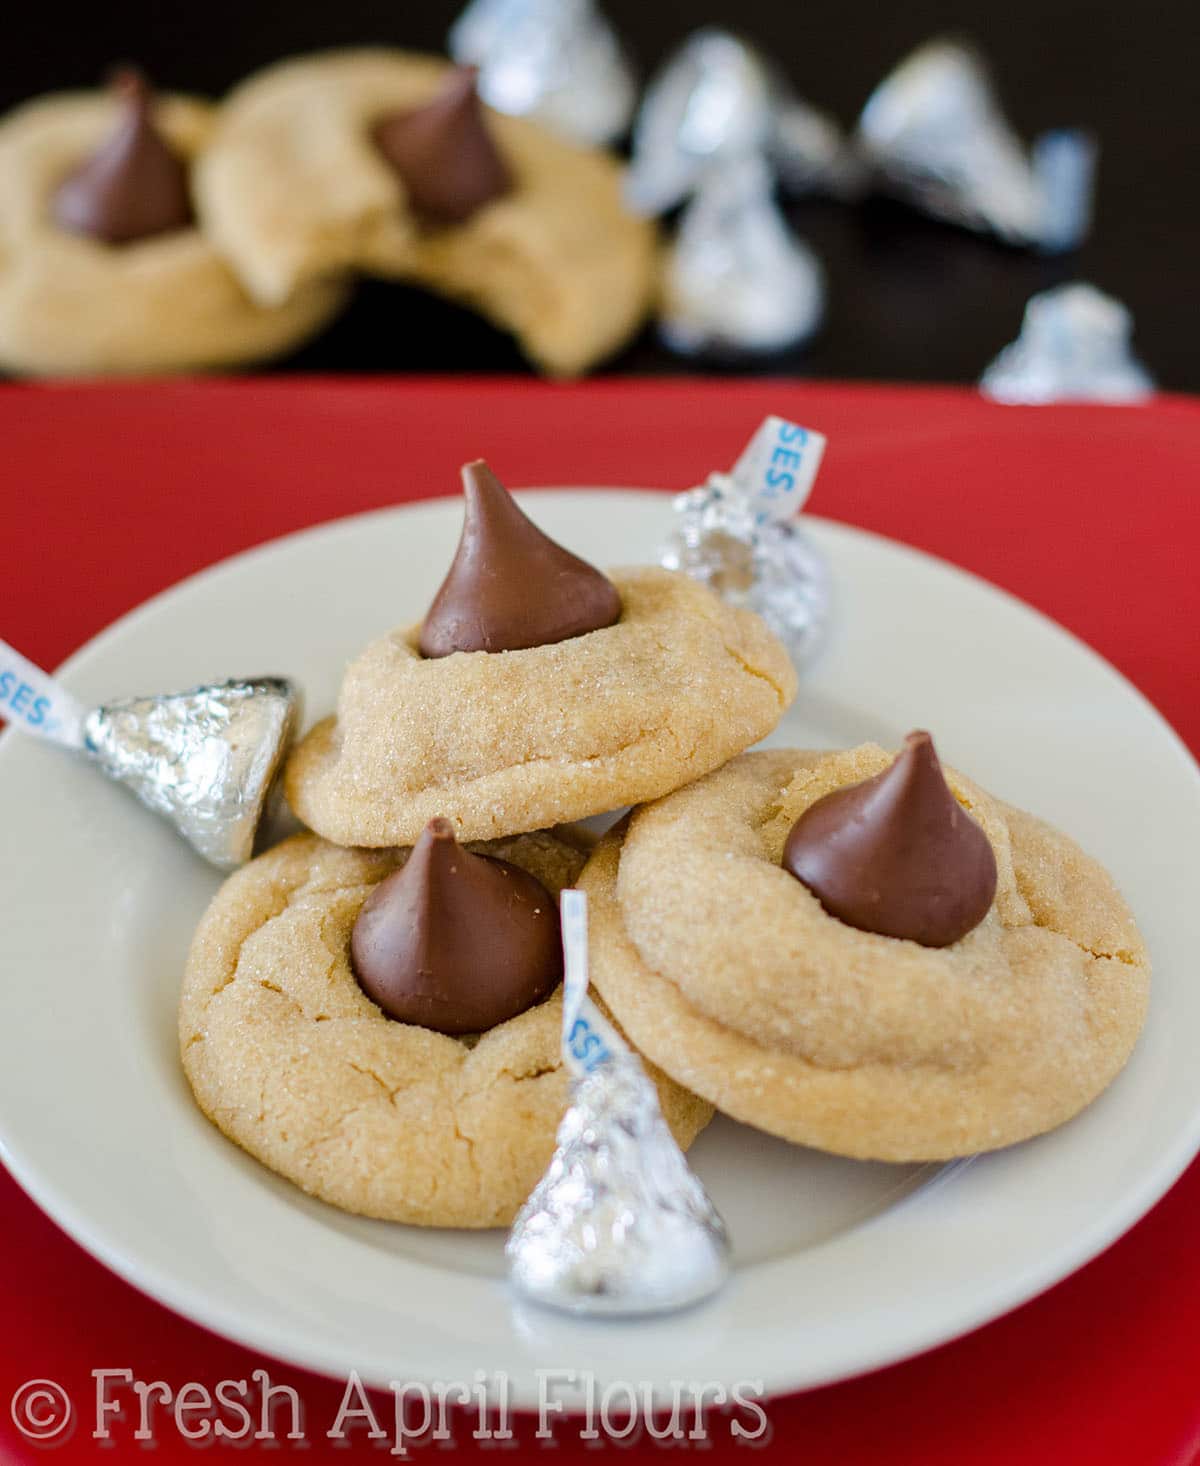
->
[0, 67, 347, 376]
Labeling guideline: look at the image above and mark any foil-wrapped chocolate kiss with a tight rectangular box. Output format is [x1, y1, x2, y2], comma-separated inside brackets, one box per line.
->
[507, 890, 730, 1316]
[625, 28, 857, 217]
[980, 282, 1155, 405]
[659, 154, 825, 360]
[856, 38, 1096, 253]
[448, 0, 636, 147]
[0, 637, 297, 869]
[661, 415, 831, 664]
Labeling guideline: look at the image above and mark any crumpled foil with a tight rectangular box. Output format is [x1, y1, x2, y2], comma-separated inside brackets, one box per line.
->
[625, 28, 855, 217]
[83, 677, 298, 869]
[448, 0, 636, 146]
[659, 154, 825, 358]
[507, 891, 729, 1316]
[856, 38, 1096, 252]
[661, 416, 831, 664]
[980, 283, 1155, 404]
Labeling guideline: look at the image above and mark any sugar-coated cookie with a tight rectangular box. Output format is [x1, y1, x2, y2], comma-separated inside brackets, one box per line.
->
[285, 565, 797, 847]
[194, 51, 657, 376]
[0, 79, 346, 376]
[180, 830, 711, 1228]
[581, 745, 1150, 1161]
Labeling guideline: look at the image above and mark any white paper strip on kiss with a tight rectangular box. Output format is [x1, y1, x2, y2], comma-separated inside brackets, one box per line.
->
[0, 638, 87, 747]
[728, 414, 827, 524]
[506, 889, 730, 1317]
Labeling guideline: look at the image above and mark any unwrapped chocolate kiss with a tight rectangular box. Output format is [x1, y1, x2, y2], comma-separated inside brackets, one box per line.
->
[419, 460, 622, 657]
[783, 730, 998, 947]
[351, 818, 563, 1033]
[53, 68, 194, 244]
[373, 66, 512, 224]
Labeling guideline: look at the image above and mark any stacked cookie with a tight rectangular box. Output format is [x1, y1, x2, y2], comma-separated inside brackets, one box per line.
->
[181, 463, 796, 1227]
[181, 462, 1150, 1229]
[0, 54, 656, 377]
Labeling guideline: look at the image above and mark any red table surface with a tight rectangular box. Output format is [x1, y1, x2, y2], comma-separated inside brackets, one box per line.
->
[2, 377, 1199, 1465]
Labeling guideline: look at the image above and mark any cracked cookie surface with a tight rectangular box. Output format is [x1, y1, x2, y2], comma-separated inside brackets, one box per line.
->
[581, 746, 1150, 1160]
[181, 829, 711, 1227]
[0, 90, 346, 376]
[285, 567, 798, 848]
[194, 49, 657, 376]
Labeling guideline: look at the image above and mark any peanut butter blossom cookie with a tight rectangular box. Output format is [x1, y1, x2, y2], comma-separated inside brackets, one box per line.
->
[284, 460, 798, 846]
[194, 51, 657, 375]
[181, 823, 711, 1228]
[0, 69, 346, 376]
[581, 737, 1150, 1161]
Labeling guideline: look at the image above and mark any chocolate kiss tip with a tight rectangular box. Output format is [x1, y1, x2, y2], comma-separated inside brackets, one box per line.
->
[350, 817, 563, 1035]
[372, 65, 512, 224]
[418, 459, 622, 658]
[782, 730, 998, 948]
[111, 65, 149, 102]
[51, 65, 193, 245]
[440, 63, 481, 100]
[462, 457, 501, 500]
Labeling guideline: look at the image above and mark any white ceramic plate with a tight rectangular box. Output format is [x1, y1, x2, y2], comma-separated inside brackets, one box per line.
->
[2, 490, 1199, 1406]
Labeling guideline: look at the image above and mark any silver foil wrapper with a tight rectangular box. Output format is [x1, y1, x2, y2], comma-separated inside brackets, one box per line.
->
[980, 283, 1155, 404]
[661, 416, 831, 664]
[856, 39, 1096, 252]
[625, 28, 854, 217]
[660, 154, 825, 358]
[448, 0, 635, 146]
[663, 487, 830, 662]
[507, 892, 730, 1317]
[508, 1053, 731, 1316]
[83, 677, 298, 869]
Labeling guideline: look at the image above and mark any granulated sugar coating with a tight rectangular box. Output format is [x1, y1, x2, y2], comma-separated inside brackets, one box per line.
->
[286, 567, 797, 847]
[582, 746, 1150, 1161]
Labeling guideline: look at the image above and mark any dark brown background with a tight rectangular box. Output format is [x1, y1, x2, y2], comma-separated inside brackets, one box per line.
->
[6, 0, 1195, 387]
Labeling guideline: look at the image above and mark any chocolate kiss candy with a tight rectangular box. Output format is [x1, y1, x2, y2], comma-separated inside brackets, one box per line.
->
[508, 1051, 731, 1315]
[372, 65, 512, 224]
[507, 890, 731, 1317]
[418, 460, 622, 657]
[351, 818, 563, 1033]
[83, 677, 297, 869]
[783, 731, 998, 947]
[52, 68, 194, 244]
